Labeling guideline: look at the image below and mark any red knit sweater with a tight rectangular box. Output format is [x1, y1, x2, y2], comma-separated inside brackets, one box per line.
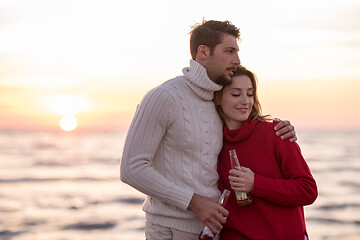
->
[217, 119, 318, 240]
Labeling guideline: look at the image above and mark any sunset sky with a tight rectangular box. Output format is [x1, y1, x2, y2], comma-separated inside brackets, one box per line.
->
[1, 0, 359, 131]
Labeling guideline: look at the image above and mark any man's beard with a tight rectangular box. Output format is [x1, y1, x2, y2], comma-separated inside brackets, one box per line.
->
[213, 67, 236, 86]
[214, 74, 232, 86]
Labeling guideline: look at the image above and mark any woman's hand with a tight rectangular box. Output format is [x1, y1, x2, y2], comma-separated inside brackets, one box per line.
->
[228, 167, 254, 193]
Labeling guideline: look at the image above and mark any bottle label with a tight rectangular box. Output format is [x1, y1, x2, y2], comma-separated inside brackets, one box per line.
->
[235, 191, 247, 200]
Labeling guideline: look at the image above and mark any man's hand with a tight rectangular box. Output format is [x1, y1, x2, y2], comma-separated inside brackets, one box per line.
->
[188, 193, 228, 235]
[273, 118, 297, 142]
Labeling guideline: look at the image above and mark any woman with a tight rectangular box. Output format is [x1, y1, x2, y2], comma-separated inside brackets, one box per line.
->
[214, 66, 318, 240]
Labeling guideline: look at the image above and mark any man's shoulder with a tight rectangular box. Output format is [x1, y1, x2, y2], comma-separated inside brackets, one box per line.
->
[151, 75, 186, 95]
[160, 75, 185, 88]
[142, 76, 185, 102]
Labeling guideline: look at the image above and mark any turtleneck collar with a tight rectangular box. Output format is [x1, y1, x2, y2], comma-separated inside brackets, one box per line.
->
[182, 60, 223, 101]
[223, 118, 260, 143]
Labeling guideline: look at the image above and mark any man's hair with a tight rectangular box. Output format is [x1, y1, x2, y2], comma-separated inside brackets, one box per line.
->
[189, 19, 241, 60]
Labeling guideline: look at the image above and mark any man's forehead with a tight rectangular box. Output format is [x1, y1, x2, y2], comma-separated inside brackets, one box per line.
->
[218, 35, 239, 49]
[219, 42, 239, 51]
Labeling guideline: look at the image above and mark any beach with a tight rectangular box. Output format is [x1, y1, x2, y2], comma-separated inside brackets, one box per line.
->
[0, 129, 359, 240]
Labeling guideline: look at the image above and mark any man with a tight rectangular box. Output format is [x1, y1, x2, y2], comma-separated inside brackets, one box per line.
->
[120, 19, 296, 240]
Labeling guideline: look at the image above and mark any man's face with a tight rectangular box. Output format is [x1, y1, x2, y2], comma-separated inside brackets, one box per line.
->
[205, 34, 240, 85]
[206, 34, 240, 85]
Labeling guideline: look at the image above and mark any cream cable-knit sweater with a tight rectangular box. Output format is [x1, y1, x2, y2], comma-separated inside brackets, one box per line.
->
[120, 60, 223, 234]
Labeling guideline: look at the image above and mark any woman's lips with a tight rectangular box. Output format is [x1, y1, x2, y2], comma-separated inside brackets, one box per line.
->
[236, 107, 248, 113]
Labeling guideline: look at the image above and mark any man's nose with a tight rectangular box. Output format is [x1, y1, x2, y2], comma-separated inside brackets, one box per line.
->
[234, 53, 241, 65]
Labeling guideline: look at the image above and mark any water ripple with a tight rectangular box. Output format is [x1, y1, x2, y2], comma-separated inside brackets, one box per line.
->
[0, 230, 27, 238]
[316, 203, 360, 210]
[62, 220, 117, 230]
[308, 218, 360, 225]
[0, 177, 115, 183]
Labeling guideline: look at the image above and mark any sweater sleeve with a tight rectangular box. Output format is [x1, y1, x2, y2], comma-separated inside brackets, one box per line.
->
[251, 131, 318, 207]
[120, 87, 194, 210]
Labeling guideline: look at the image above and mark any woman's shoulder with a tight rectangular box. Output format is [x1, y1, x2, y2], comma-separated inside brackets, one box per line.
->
[255, 120, 277, 132]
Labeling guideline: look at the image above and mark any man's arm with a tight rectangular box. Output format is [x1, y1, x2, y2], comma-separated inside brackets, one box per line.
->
[120, 88, 194, 210]
[273, 118, 297, 142]
[121, 87, 231, 233]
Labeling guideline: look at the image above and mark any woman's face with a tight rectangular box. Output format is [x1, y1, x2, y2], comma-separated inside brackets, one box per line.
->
[219, 75, 254, 130]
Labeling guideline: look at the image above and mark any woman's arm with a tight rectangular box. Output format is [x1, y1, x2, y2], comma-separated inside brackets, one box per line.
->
[229, 140, 317, 207]
[251, 140, 318, 207]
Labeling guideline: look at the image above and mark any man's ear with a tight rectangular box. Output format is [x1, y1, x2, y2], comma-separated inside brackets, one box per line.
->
[197, 45, 210, 60]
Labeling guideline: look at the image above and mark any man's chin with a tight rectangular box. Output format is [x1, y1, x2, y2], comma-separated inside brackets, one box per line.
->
[214, 75, 232, 86]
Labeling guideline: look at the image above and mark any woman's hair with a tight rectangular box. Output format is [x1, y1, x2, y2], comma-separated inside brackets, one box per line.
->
[213, 65, 272, 123]
[189, 19, 241, 60]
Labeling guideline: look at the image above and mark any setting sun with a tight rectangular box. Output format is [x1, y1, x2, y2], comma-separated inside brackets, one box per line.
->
[59, 115, 78, 131]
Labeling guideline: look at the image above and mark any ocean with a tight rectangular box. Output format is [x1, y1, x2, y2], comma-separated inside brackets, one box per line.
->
[0, 129, 359, 240]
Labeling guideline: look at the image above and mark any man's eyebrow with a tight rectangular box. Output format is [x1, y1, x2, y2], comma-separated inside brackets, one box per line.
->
[225, 47, 239, 51]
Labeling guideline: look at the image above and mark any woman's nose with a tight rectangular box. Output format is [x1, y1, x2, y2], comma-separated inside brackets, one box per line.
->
[239, 94, 249, 104]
